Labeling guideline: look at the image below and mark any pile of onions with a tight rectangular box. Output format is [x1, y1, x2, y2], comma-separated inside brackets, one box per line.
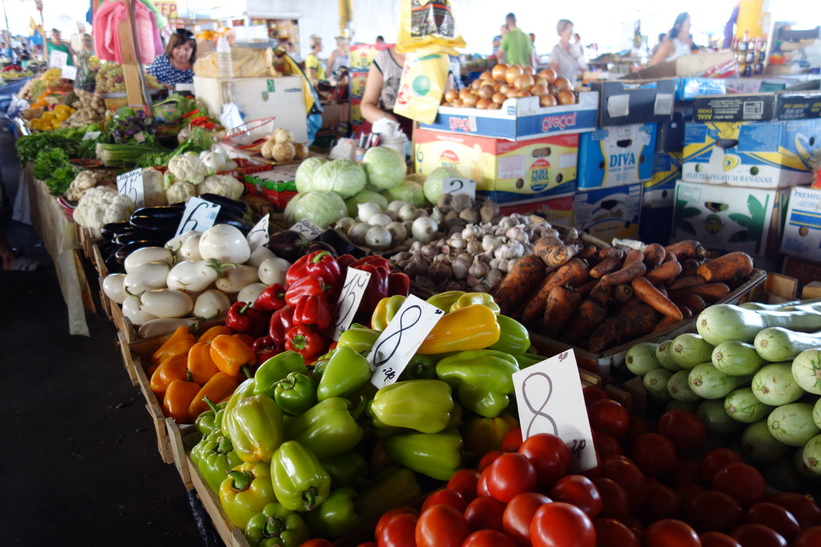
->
[442, 64, 577, 110]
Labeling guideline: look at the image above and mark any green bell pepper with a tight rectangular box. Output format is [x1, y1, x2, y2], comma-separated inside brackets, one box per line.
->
[283, 397, 365, 459]
[270, 440, 331, 512]
[219, 461, 277, 529]
[426, 290, 466, 312]
[450, 292, 501, 314]
[369, 379, 453, 434]
[195, 397, 227, 436]
[221, 378, 257, 437]
[488, 314, 531, 355]
[514, 351, 548, 369]
[316, 346, 372, 401]
[358, 466, 423, 524]
[244, 502, 310, 547]
[320, 452, 369, 489]
[191, 429, 242, 493]
[336, 327, 379, 354]
[308, 349, 336, 383]
[435, 349, 520, 418]
[383, 430, 463, 481]
[274, 372, 317, 416]
[371, 295, 406, 331]
[226, 395, 284, 463]
[302, 487, 362, 538]
[398, 354, 437, 380]
[254, 351, 308, 398]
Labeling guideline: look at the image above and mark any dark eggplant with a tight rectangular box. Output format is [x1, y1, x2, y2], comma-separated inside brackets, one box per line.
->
[129, 215, 182, 233]
[100, 222, 131, 239]
[265, 230, 308, 262]
[317, 228, 357, 257]
[105, 254, 124, 273]
[115, 231, 168, 247]
[200, 193, 249, 219]
[131, 205, 185, 218]
[115, 241, 164, 262]
[303, 241, 338, 257]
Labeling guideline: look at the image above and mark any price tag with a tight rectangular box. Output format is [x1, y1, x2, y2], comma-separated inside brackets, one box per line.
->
[369, 294, 444, 389]
[332, 267, 372, 340]
[49, 50, 68, 68]
[512, 351, 596, 472]
[291, 219, 324, 241]
[175, 197, 221, 237]
[443, 176, 476, 198]
[83, 131, 101, 140]
[246, 214, 270, 252]
[116, 168, 145, 208]
[60, 65, 77, 80]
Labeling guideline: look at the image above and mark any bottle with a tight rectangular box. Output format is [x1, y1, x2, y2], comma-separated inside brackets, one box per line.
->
[217, 36, 233, 79]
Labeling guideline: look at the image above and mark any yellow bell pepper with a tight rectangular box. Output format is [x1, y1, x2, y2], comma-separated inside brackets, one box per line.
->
[417, 304, 501, 355]
[449, 293, 500, 314]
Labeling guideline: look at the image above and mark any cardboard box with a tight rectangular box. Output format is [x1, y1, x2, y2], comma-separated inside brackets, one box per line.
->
[577, 123, 657, 189]
[590, 80, 675, 127]
[656, 109, 690, 152]
[499, 193, 575, 226]
[639, 206, 674, 246]
[693, 91, 821, 122]
[781, 185, 821, 262]
[672, 180, 790, 257]
[783, 256, 821, 287]
[418, 92, 599, 141]
[681, 119, 821, 188]
[644, 151, 681, 208]
[414, 128, 578, 204]
[621, 52, 736, 81]
[675, 78, 728, 100]
[348, 43, 391, 70]
[573, 183, 643, 243]
[350, 69, 368, 99]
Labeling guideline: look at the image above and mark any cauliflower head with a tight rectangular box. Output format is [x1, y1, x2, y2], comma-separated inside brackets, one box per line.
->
[65, 171, 108, 201]
[166, 181, 198, 204]
[74, 186, 135, 231]
[197, 175, 244, 201]
[167, 152, 208, 185]
[141, 168, 168, 207]
[261, 139, 275, 159]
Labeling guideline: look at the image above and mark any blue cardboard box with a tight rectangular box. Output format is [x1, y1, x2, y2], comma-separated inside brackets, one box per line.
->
[573, 183, 643, 243]
[644, 152, 682, 208]
[577, 123, 658, 189]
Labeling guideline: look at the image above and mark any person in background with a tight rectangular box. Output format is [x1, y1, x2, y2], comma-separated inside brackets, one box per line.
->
[279, 40, 303, 65]
[305, 34, 326, 84]
[651, 33, 667, 57]
[376, 36, 385, 45]
[47, 29, 74, 66]
[648, 12, 692, 66]
[492, 24, 506, 57]
[530, 33, 538, 69]
[497, 13, 531, 66]
[550, 19, 586, 83]
[689, 35, 700, 53]
[146, 28, 196, 85]
[361, 43, 413, 137]
[327, 36, 349, 78]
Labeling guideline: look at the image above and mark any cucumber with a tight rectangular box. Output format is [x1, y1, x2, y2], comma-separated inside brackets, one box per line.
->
[696, 303, 821, 346]
[742, 419, 790, 463]
[751, 363, 805, 406]
[791, 349, 821, 395]
[724, 387, 774, 424]
[698, 399, 742, 435]
[712, 340, 766, 376]
[741, 297, 821, 311]
[814, 398, 821, 430]
[768, 403, 820, 447]
[656, 340, 683, 372]
[802, 434, 821, 476]
[668, 370, 702, 402]
[688, 362, 746, 400]
[670, 333, 715, 370]
[625, 342, 662, 377]
[794, 445, 821, 482]
[755, 327, 821, 363]
[643, 368, 674, 402]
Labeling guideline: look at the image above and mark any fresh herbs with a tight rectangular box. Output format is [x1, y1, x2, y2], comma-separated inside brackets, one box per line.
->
[32, 148, 79, 196]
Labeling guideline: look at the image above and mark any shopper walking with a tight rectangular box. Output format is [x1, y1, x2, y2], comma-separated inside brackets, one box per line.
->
[327, 36, 350, 79]
[550, 19, 586, 83]
[497, 13, 532, 66]
[305, 34, 326, 84]
[648, 12, 693, 66]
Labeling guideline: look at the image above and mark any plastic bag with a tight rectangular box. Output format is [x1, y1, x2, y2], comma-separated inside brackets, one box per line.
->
[194, 47, 282, 78]
[393, 53, 449, 124]
[397, 0, 466, 56]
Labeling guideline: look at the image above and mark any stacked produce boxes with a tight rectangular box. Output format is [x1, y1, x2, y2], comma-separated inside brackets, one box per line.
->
[348, 43, 390, 133]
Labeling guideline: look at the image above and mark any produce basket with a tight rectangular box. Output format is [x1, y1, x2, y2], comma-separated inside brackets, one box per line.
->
[225, 117, 276, 147]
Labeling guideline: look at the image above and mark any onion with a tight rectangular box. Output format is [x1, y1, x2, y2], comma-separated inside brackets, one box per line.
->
[506, 89, 519, 98]
[539, 67, 557, 84]
[386, 221, 407, 243]
[478, 85, 495, 100]
[498, 84, 510, 95]
[357, 202, 382, 222]
[492, 92, 506, 104]
[554, 76, 573, 92]
[517, 91, 532, 98]
[523, 66, 535, 76]
[347, 222, 371, 244]
[491, 63, 508, 80]
[515, 74, 535, 92]
[444, 88, 458, 103]
[368, 213, 392, 227]
[557, 90, 576, 105]
[531, 84, 548, 97]
[480, 70, 493, 80]
[458, 88, 471, 100]
[452, 99, 463, 108]
[412, 217, 439, 243]
[505, 64, 523, 85]
[462, 93, 478, 108]
[540, 94, 558, 107]
[364, 226, 392, 250]
[476, 97, 491, 109]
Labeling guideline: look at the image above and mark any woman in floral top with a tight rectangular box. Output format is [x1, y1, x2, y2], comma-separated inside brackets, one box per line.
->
[147, 29, 196, 85]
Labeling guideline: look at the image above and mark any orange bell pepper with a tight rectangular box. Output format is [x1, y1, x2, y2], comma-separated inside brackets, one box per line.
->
[152, 326, 196, 365]
[210, 334, 256, 378]
[188, 341, 220, 385]
[198, 325, 232, 344]
[233, 333, 256, 347]
[149, 353, 188, 396]
[163, 377, 201, 423]
[188, 372, 241, 419]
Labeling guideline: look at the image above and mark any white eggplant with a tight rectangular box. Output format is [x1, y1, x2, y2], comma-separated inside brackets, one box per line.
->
[167, 260, 226, 293]
[124, 246, 173, 273]
[246, 246, 276, 268]
[139, 289, 194, 318]
[216, 264, 260, 294]
[180, 234, 203, 261]
[238, 282, 268, 305]
[138, 317, 198, 338]
[258, 257, 290, 286]
[102, 273, 127, 304]
[194, 290, 231, 320]
[165, 230, 202, 256]
[122, 296, 157, 326]
[124, 261, 170, 294]
[200, 224, 251, 264]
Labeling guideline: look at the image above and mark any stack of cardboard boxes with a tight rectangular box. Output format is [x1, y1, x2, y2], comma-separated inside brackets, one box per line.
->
[348, 43, 390, 133]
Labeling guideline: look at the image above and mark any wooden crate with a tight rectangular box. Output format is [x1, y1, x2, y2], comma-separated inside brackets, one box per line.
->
[168, 419, 200, 491]
[99, 276, 113, 322]
[187, 456, 250, 547]
[90, 241, 109, 277]
[117, 332, 139, 386]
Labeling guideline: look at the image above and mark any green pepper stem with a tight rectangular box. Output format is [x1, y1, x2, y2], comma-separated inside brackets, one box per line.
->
[229, 470, 252, 491]
[216, 436, 233, 454]
[277, 374, 297, 391]
[310, 251, 331, 264]
[241, 364, 252, 379]
[203, 396, 219, 414]
[240, 301, 252, 314]
[351, 396, 367, 420]
[303, 488, 317, 511]
[264, 516, 284, 538]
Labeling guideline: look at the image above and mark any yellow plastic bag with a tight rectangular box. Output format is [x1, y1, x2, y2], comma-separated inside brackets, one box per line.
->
[397, 0, 466, 56]
[393, 52, 449, 124]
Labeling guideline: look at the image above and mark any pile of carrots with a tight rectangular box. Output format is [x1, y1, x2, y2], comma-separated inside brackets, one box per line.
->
[493, 238, 755, 353]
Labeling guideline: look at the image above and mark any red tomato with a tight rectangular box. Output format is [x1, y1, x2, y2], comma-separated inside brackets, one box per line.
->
[594, 517, 640, 547]
[640, 480, 683, 524]
[676, 482, 707, 505]
[375, 507, 419, 539]
[671, 457, 702, 488]
[592, 430, 624, 458]
[486, 453, 538, 503]
[421, 489, 467, 514]
[700, 531, 743, 547]
[630, 432, 678, 477]
[478, 450, 503, 472]
[376, 510, 418, 547]
[746, 502, 801, 542]
[583, 384, 608, 406]
[642, 518, 700, 547]
[476, 470, 492, 498]
[549, 475, 602, 519]
[712, 463, 766, 508]
[621, 515, 645, 537]
[518, 433, 572, 491]
[593, 477, 630, 521]
[464, 496, 506, 532]
[656, 410, 706, 456]
[415, 504, 471, 547]
[502, 492, 552, 546]
[587, 399, 630, 438]
[447, 469, 480, 504]
[500, 428, 523, 452]
[462, 529, 516, 547]
[625, 415, 651, 442]
[794, 525, 821, 547]
[580, 450, 602, 480]
[730, 523, 788, 547]
[357, 543, 376, 547]
[700, 448, 744, 485]
[768, 492, 821, 529]
[684, 490, 744, 533]
[530, 501, 596, 547]
[600, 455, 647, 514]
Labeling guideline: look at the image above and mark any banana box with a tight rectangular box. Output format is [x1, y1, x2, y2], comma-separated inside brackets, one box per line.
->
[413, 128, 578, 204]
[644, 151, 681, 208]
[349, 43, 391, 70]
[577, 123, 658, 188]
[681, 119, 821, 188]
[350, 69, 368, 99]
[573, 183, 643, 243]
[781, 186, 821, 263]
[672, 180, 790, 258]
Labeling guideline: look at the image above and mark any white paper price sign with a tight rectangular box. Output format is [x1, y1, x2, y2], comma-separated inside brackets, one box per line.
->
[443, 177, 476, 198]
[116, 168, 145, 208]
[246, 214, 270, 252]
[512, 350, 596, 472]
[49, 50, 68, 68]
[369, 294, 444, 389]
[175, 197, 221, 237]
[332, 267, 372, 340]
[60, 65, 77, 80]
[291, 219, 324, 241]
[83, 131, 101, 141]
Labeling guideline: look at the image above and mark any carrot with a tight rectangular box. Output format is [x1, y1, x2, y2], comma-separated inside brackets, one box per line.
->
[667, 282, 731, 303]
[576, 278, 598, 298]
[665, 240, 707, 261]
[696, 251, 754, 283]
[598, 247, 623, 261]
[643, 243, 666, 269]
[645, 261, 683, 284]
[613, 284, 634, 303]
[680, 259, 701, 277]
[662, 251, 678, 263]
[588, 304, 659, 353]
[666, 274, 706, 291]
[533, 237, 578, 268]
[680, 306, 693, 319]
[674, 294, 707, 315]
[623, 249, 644, 267]
[521, 258, 590, 326]
[577, 245, 599, 261]
[600, 260, 647, 289]
[543, 285, 582, 339]
[589, 255, 623, 279]
[653, 316, 682, 332]
[631, 276, 683, 320]
[493, 255, 547, 315]
[562, 299, 608, 346]
[588, 281, 611, 308]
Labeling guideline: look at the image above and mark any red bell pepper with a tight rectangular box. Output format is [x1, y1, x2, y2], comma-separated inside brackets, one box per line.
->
[252, 335, 283, 365]
[349, 256, 391, 315]
[336, 254, 358, 274]
[284, 325, 325, 361]
[286, 251, 341, 287]
[293, 295, 332, 330]
[253, 283, 286, 312]
[225, 301, 264, 337]
[269, 305, 296, 346]
[284, 276, 333, 306]
[388, 272, 411, 297]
